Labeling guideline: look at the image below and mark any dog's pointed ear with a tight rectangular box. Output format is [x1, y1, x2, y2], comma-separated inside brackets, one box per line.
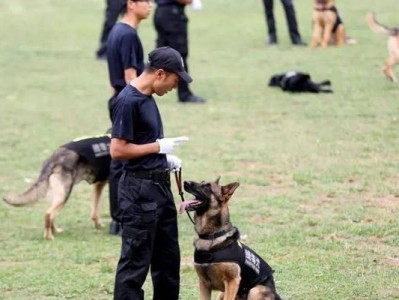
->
[221, 182, 240, 202]
[215, 176, 221, 185]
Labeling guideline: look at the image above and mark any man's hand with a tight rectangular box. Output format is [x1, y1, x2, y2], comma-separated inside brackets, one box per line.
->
[157, 136, 189, 154]
[166, 154, 182, 172]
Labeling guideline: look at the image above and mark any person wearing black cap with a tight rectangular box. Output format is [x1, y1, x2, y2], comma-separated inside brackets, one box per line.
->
[262, 0, 306, 46]
[153, 0, 206, 103]
[105, 0, 153, 236]
[110, 46, 190, 300]
[95, 0, 125, 60]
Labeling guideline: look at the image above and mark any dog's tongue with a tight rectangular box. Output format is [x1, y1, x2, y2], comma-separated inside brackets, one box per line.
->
[179, 199, 201, 214]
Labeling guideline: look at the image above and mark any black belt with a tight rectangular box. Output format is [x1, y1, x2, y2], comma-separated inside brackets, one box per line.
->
[124, 169, 170, 182]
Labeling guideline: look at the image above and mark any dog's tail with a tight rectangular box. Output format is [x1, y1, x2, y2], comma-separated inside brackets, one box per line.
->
[3, 158, 54, 206]
[367, 12, 396, 36]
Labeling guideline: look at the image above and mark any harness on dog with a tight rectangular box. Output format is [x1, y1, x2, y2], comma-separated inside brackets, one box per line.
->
[63, 135, 111, 182]
[315, 6, 343, 33]
[194, 240, 274, 296]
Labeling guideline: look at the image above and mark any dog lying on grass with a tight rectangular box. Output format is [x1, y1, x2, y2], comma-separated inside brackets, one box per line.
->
[3, 134, 110, 240]
[269, 71, 333, 93]
[367, 12, 399, 82]
[181, 177, 282, 300]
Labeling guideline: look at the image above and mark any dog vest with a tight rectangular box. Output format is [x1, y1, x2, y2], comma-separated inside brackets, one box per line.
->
[194, 240, 274, 296]
[63, 135, 111, 182]
[315, 6, 343, 33]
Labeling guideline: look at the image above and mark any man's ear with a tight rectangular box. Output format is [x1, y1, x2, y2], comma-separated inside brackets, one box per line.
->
[221, 182, 240, 202]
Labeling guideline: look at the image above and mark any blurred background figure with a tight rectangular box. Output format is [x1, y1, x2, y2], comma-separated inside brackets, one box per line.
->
[105, 0, 153, 235]
[96, 0, 125, 60]
[153, 0, 206, 103]
[262, 0, 306, 46]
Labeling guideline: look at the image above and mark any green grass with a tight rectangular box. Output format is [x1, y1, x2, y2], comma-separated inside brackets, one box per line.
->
[1, 0, 399, 299]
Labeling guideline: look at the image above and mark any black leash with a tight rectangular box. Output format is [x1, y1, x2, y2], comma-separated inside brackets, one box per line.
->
[174, 168, 195, 225]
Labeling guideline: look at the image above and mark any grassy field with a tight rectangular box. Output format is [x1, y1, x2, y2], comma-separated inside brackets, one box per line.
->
[1, 0, 398, 299]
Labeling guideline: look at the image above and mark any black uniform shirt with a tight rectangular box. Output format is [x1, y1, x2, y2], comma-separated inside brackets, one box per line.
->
[106, 23, 144, 92]
[155, 0, 183, 5]
[111, 85, 167, 171]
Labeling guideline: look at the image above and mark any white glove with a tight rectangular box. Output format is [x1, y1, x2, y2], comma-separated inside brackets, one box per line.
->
[191, 0, 203, 11]
[157, 136, 189, 154]
[166, 154, 182, 172]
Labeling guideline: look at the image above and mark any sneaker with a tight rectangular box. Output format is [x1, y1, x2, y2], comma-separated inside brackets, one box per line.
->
[179, 95, 206, 103]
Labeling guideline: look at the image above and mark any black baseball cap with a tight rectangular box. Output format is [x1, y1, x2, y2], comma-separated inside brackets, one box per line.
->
[147, 47, 193, 83]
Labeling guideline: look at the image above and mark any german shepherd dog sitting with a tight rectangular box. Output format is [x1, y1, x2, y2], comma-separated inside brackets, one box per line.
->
[3, 134, 111, 240]
[181, 177, 282, 300]
[367, 12, 399, 82]
[310, 0, 347, 48]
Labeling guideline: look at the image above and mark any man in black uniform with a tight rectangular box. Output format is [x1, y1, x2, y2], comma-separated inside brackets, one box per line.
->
[153, 0, 206, 103]
[262, 0, 306, 46]
[110, 46, 190, 300]
[96, 0, 125, 60]
[106, 0, 153, 235]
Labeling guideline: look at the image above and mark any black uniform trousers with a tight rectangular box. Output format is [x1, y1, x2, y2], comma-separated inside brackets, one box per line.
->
[114, 173, 180, 300]
[262, 0, 302, 43]
[154, 4, 192, 101]
[97, 0, 124, 57]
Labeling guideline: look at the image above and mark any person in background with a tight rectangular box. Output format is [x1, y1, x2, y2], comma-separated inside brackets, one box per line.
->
[96, 0, 125, 60]
[111, 46, 190, 300]
[106, 0, 153, 235]
[153, 0, 206, 103]
[262, 0, 306, 46]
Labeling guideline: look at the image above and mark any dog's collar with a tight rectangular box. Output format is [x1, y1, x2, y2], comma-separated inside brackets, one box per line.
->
[198, 230, 228, 240]
[314, 5, 336, 12]
[198, 227, 239, 240]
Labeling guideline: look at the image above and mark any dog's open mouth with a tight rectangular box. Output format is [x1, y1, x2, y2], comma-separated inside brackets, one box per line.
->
[179, 199, 203, 214]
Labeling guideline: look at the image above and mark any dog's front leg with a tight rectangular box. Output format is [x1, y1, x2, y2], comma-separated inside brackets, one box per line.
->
[199, 279, 212, 300]
[91, 181, 107, 229]
[223, 277, 240, 300]
[321, 22, 334, 48]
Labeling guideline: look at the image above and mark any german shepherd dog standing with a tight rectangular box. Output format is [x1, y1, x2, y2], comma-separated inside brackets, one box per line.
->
[367, 12, 399, 82]
[181, 177, 282, 300]
[309, 0, 346, 48]
[3, 134, 111, 240]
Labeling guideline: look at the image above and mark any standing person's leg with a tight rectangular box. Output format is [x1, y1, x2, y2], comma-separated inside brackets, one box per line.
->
[151, 183, 180, 300]
[113, 176, 157, 300]
[96, 0, 123, 59]
[281, 0, 305, 45]
[263, 0, 278, 44]
[153, 4, 205, 103]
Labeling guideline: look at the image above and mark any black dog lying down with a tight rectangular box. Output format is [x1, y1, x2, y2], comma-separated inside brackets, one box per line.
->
[269, 71, 333, 93]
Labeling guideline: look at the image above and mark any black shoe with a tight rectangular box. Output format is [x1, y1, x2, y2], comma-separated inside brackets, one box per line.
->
[109, 220, 121, 235]
[179, 95, 206, 103]
[96, 52, 107, 61]
[267, 37, 278, 45]
[292, 40, 307, 46]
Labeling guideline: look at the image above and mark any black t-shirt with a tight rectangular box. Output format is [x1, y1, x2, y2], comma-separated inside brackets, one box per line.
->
[106, 23, 144, 92]
[111, 85, 167, 171]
